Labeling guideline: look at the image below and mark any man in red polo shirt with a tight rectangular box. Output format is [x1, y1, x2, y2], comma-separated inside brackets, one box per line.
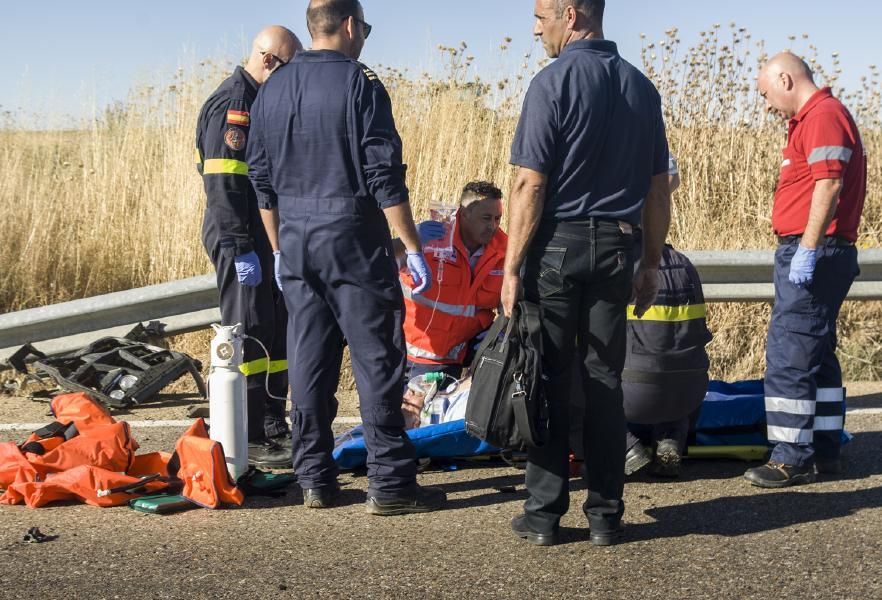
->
[744, 52, 867, 488]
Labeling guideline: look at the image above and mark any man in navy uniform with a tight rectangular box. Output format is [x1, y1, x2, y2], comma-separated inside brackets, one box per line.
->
[196, 26, 302, 468]
[247, 0, 446, 514]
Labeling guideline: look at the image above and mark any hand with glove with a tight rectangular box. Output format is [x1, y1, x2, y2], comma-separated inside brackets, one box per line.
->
[234, 251, 262, 287]
[407, 251, 433, 295]
[273, 251, 283, 291]
[417, 220, 445, 244]
[789, 245, 817, 287]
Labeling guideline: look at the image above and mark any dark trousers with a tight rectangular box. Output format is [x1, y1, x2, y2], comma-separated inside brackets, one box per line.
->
[622, 373, 708, 453]
[765, 239, 858, 466]
[522, 218, 634, 534]
[205, 233, 289, 442]
[280, 201, 416, 497]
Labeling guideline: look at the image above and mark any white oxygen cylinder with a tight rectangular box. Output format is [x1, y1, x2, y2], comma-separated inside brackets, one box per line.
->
[208, 323, 249, 481]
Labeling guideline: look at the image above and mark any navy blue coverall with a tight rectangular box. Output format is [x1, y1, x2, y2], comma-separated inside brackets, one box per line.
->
[195, 65, 289, 441]
[246, 51, 417, 497]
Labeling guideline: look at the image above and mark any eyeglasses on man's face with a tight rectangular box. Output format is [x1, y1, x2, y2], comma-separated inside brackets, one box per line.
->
[260, 51, 288, 67]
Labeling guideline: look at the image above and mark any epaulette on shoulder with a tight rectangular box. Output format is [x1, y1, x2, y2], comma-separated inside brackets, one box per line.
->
[356, 61, 382, 85]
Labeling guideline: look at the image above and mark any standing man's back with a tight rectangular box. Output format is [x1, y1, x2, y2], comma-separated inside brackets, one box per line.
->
[247, 0, 445, 514]
[503, 0, 671, 547]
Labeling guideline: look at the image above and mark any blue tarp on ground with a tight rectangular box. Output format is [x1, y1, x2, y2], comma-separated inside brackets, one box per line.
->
[332, 379, 847, 468]
[693, 379, 767, 446]
[333, 419, 497, 470]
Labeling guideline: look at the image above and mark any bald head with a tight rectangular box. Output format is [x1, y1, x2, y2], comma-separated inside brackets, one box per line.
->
[245, 25, 303, 85]
[761, 52, 815, 86]
[758, 51, 819, 119]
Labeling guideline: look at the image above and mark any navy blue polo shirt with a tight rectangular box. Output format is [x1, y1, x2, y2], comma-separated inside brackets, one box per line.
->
[510, 39, 669, 223]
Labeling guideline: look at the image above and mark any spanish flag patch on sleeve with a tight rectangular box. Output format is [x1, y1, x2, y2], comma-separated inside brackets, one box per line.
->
[227, 110, 250, 126]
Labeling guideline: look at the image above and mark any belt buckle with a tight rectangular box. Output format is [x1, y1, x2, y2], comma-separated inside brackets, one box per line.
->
[618, 221, 633, 235]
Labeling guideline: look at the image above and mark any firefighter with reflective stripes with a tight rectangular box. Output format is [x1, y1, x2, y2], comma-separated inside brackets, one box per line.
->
[744, 52, 867, 488]
[195, 26, 302, 468]
[395, 181, 508, 381]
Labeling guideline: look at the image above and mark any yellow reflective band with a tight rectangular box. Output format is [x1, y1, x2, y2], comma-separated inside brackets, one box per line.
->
[269, 360, 288, 374]
[194, 147, 202, 165]
[239, 358, 268, 376]
[239, 358, 288, 376]
[203, 158, 248, 175]
[627, 303, 707, 322]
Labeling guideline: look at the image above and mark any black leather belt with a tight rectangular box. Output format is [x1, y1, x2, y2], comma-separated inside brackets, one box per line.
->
[777, 235, 854, 246]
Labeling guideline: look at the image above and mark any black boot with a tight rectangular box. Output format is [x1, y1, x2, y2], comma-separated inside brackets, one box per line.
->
[744, 461, 815, 488]
[247, 438, 291, 469]
[365, 485, 446, 515]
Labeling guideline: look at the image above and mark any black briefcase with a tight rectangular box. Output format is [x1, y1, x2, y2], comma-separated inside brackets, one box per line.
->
[465, 301, 547, 449]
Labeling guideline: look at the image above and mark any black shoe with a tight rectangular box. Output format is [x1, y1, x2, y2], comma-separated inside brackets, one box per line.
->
[624, 441, 652, 476]
[269, 432, 292, 452]
[589, 524, 624, 547]
[744, 460, 815, 488]
[365, 485, 446, 516]
[303, 486, 341, 509]
[247, 439, 291, 469]
[816, 456, 845, 475]
[511, 514, 559, 546]
[651, 439, 682, 478]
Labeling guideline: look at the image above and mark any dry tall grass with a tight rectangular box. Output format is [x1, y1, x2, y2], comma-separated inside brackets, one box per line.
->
[1, 25, 879, 380]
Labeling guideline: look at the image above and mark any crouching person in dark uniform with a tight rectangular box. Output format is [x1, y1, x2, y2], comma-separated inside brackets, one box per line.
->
[569, 159, 712, 478]
[622, 239, 712, 477]
[622, 157, 712, 478]
[196, 26, 302, 468]
[247, 0, 446, 514]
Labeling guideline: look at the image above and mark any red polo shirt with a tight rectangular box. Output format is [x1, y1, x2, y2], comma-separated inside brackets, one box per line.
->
[772, 87, 866, 242]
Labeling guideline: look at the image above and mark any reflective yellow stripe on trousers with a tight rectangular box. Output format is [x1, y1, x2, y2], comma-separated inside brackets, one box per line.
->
[239, 358, 288, 376]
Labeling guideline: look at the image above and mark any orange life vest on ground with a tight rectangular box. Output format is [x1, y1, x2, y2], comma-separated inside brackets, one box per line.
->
[0, 393, 244, 509]
[400, 217, 507, 365]
[169, 419, 244, 509]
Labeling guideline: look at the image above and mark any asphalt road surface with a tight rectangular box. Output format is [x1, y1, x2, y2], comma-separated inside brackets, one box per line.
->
[1, 386, 881, 599]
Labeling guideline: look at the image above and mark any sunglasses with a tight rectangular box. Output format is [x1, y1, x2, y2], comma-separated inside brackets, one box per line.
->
[351, 16, 372, 39]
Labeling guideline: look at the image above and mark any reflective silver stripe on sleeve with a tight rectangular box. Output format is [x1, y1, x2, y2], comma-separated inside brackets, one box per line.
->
[767, 425, 814, 444]
[813, 416, 845, 431]
[808, 146, 853, 164]
[400, 284, 477, 317]
[765, 396, 815, 415]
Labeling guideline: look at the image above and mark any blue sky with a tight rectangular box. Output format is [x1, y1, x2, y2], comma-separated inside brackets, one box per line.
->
[2, 0, 880, 121]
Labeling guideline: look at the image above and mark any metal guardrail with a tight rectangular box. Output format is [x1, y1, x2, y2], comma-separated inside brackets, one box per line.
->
[1, 249, 881, 364]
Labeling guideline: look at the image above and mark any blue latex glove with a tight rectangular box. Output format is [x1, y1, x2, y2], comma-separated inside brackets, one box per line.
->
[417, 220, 445, 244]
[789, 244, 817, 288]
[407, 251, 432, 295]
[234, 251, 262, 287]
[471, 328, 488, 350]
[273, 251, 283, 291]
